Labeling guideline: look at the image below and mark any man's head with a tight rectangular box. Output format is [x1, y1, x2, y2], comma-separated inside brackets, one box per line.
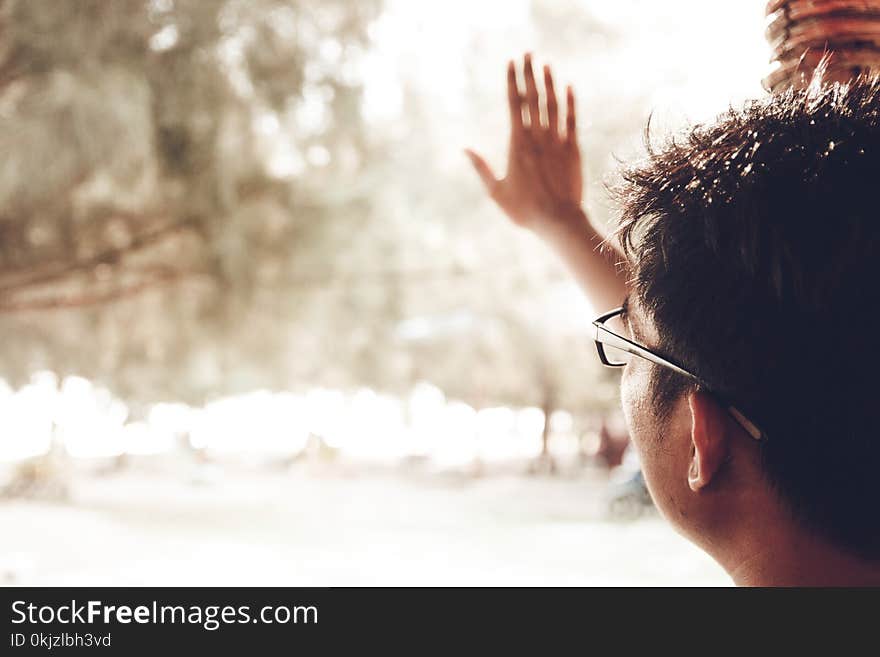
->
[612, 74, 880, 565]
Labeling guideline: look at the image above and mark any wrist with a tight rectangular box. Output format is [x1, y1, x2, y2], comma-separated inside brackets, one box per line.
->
[535, 203, 594, 242]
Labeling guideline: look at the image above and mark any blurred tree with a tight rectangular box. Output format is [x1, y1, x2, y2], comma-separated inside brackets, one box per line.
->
[0, 0, 629, 421]
[0, 0, 387, 404]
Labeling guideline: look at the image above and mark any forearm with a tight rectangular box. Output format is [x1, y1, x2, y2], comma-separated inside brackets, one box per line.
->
[534, 205, 629, 313]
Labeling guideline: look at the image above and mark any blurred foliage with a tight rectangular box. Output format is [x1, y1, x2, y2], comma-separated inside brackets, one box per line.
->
[0, 0, 674, 415]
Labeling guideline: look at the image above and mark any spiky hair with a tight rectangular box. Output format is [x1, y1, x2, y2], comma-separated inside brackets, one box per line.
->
[612, 71, 880, 559]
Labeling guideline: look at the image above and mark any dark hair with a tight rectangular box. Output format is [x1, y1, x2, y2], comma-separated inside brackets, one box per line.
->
[614, 73, 880, 559]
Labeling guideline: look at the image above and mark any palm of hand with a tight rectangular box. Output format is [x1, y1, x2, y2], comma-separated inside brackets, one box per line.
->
[468, 54, 582, 230]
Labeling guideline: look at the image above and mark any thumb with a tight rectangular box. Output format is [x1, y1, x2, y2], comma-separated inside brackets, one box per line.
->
[464, 149, 498, 195]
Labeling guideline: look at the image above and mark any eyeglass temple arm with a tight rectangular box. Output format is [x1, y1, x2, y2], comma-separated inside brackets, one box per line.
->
[593, 323, 764, 441]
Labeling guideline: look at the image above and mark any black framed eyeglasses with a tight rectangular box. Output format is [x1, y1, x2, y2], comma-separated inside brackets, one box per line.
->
[592, 307, 764, 441]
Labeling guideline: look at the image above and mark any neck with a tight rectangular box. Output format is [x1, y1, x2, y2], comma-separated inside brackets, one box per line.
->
[714, 510, 880, 587]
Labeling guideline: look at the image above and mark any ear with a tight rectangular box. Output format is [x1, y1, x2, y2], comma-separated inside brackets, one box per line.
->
[686, 390, 730, 492]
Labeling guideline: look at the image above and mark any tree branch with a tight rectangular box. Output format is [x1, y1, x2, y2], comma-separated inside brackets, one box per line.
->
[0, 268, 207, 313]
[0, 216, 198, 294]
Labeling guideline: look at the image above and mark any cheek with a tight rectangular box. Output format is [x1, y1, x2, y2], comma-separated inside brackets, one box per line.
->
[619, 361, 654, 450]
[619, 362, 676, 513]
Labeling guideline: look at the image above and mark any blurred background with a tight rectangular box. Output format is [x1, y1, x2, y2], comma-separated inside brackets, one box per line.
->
[0, 0, 769, 585]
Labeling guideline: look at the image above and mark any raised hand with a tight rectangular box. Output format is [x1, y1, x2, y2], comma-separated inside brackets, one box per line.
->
[466, 53, 583, 235]
[466, 53, 628, 312]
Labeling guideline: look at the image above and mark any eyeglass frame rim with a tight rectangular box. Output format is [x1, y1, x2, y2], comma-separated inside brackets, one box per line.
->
[592, 307, 764, 442]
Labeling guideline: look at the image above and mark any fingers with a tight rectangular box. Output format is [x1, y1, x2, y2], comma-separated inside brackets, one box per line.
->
[507, 54, 572, 148]
[464, 149, 498, 196]
[506, 60, 525, 140]
[544, 65, 558, 139]
[523, 53, 542, 134]
[565, 85, 578, 148]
